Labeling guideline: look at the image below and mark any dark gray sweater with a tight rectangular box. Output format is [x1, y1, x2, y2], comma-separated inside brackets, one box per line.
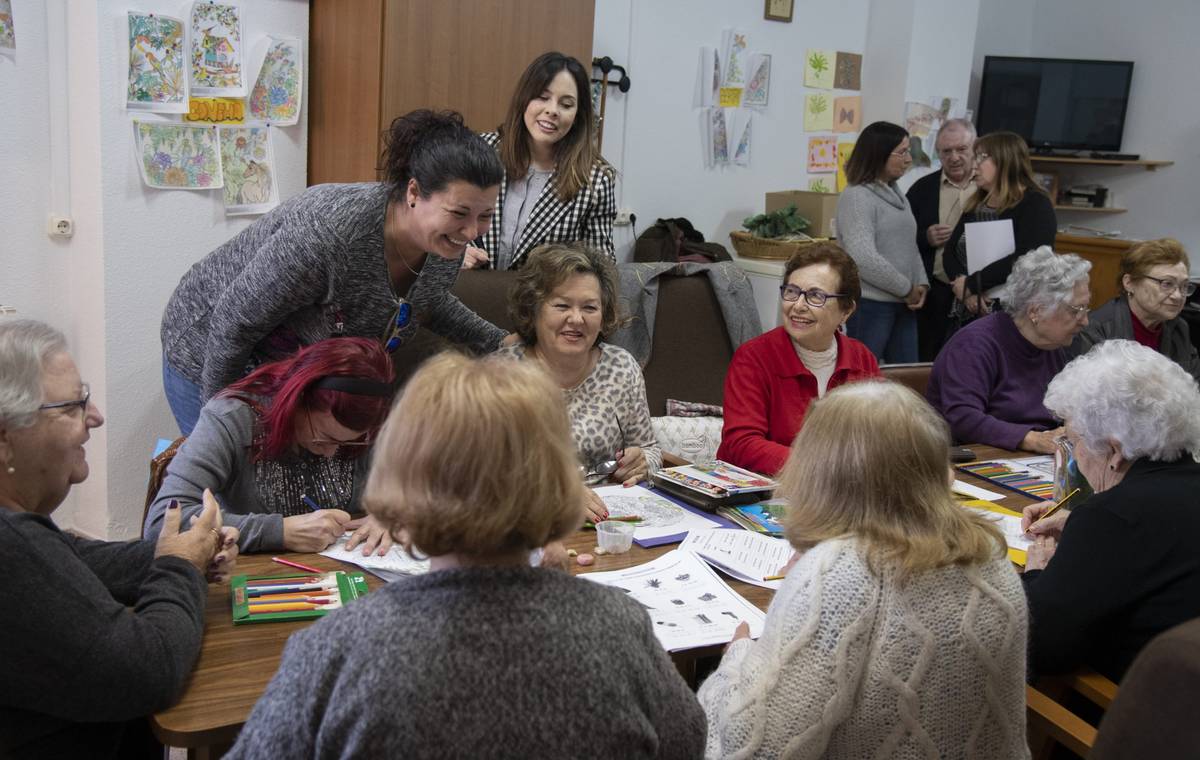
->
[1070, 295, 1200, 383]
[227, 566, 706, 759]
[161, 182, 507, 399]
[0, 510, 207, 758]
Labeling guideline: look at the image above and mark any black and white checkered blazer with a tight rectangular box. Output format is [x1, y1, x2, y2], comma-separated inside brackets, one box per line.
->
[477, 131, 617, 270]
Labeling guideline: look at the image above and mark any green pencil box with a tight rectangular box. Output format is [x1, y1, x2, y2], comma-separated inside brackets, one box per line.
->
[231, 570, 370, 625]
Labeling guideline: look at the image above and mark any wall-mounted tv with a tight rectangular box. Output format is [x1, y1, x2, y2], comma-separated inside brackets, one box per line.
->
[976, 56, 1134, 152]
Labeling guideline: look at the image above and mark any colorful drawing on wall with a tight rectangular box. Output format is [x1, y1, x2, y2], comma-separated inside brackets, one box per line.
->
[721, 29, 748, 87]
[248, 36, 303, 125]
[220, 126, 278, 215]
[836, 141, 855, 191]
[733, 111, 752, 167]
[711, 108, 730, 165]
[127, 13, 188, 111]
[904, 101, 940, 139]
[808, 178, 832, 193]
[134, 120, 223, 190]
[833, 95, 861, 133]
[803, 93, 833, 132]
[185, 97, 244, 123]
[834, 51, 862, 90]
[742, 54, 770, 108]
[804, 49, 835, 89]
[0, 0, 15, 56]
[807, 136, 837, 174]
[189, 2, 244, 96]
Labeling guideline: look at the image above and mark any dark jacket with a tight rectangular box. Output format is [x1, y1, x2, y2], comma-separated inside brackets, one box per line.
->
[1023, 457, 1200, 681]
[944, 188, 1057, 294]
[1070, 295, 1200, 383]
[906, 169, 944, 279]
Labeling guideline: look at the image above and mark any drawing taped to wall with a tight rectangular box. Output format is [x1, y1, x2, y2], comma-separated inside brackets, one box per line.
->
[248, 36, 302, 125]
[804, 49, 835, 89]
[220, 125, 278, 215]
[803, 93, 833, 132]
[189, 1, 245, 96]
[834, 51, 862, 90]
[0, 0, 15, 56]
[134, 120, 223, 190]
[742, 53, 770, 108]
[808, 135, 837, 174]
[833, 95, 861, 133]
[127, 12, 188, 111]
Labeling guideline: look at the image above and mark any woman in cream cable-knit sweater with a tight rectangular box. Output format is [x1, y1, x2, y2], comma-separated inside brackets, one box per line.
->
[698, 381, 1029, 759]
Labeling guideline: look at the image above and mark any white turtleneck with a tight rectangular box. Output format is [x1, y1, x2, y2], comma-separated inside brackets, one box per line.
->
[793, 338, 839, 397]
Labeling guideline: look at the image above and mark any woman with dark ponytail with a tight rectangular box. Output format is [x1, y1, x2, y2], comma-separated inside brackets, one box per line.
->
[160, 110, 509, 435]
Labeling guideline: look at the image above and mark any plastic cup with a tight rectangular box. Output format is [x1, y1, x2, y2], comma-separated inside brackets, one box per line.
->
[595, 520, 635, 554]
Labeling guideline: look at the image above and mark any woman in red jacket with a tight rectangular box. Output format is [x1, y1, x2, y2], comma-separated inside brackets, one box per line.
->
[717, 244, 882, 475]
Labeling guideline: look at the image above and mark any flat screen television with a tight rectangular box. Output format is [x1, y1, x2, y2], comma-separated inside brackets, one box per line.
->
[976, 56, 1134, 152]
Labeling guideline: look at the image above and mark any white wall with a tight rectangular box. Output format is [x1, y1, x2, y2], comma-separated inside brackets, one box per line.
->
[2, 0, 310, 538]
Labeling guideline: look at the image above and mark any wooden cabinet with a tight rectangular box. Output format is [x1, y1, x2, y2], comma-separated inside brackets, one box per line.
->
[1054, 233, 1137, 309]
[308, 0, 595, 186]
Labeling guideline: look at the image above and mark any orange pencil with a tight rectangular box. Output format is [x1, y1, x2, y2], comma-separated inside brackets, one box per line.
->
[247, 591, 334, 603]
[248, 602, 329, 613]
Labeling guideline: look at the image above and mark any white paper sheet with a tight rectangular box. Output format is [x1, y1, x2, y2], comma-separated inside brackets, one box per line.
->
[580, 550, 765, 651]
[592, 484, 722, 542]
[964, 219, 1016, 274]
[679, 529, 792, 589]
[964, 506, 1033, 555]
[952, 479, 1006, 502]
[319, 533, 429, 583]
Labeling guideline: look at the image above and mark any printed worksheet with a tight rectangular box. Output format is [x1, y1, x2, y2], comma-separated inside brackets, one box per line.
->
[593, 484, 723, 543]
[320, 533, 429, 583]
[581, 550, 765, 651]
[679, 528, 793, 589]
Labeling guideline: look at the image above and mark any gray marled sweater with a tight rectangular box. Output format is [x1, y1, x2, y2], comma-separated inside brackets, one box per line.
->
[0, 510, 206, 758]
[227, 566, 706, 759]
[835, 181, 928, 302]
[161, 182, 507, 399]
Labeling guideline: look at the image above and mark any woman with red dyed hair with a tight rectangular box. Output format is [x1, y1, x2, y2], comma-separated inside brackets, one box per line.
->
[144, 337, 396, 556]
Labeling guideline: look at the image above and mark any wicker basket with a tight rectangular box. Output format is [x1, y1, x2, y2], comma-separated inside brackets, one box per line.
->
[729, 230, 814, 261]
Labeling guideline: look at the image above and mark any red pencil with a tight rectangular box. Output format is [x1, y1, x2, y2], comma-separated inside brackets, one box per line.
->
[272, 556, 323, 574]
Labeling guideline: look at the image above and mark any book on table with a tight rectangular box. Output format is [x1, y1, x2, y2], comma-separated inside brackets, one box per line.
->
[717, 499, 786, 537]
[650, 460, 777, 511]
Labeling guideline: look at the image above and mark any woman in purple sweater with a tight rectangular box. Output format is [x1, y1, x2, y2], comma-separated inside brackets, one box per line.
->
[927, 247, 1092, 453]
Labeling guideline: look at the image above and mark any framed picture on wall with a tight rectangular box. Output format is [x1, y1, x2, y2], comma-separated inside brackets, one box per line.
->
[764, 0, 794, 23]
[1032, 171, 1060, 203]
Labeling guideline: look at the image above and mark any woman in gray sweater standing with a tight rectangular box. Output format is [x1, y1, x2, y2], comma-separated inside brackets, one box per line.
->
[836, 121, 929, 362]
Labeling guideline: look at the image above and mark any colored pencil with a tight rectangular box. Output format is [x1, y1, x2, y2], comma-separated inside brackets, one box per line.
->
[605, 515, 643, 522]
[246, 582, 337, 596]
[249, 596, 335, 606]
[762, 574, 786, 581]
[248, 602, 327, 613]
[272, 556, 323, 574]
[245, 575, 321, 586]
[1029, 488, 1080, 531]
[301, 494, 323, 512]
[246, 591, 335, 603]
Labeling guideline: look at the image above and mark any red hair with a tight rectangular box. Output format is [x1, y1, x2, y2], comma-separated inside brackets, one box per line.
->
[220, 338, 395, 461]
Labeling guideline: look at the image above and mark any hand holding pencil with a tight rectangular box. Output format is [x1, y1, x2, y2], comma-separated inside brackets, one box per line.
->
[1022, 488, 1080, 538]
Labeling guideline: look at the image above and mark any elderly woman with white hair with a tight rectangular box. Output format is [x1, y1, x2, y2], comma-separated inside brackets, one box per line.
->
[927, 246, 1092, 453]
[1021, 340, 1200, 681]
[0, 319, 237, 758]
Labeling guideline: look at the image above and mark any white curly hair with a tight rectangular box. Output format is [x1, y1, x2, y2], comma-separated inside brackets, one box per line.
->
[1004, 246, 1092, 317]
[1045, 339, 1200, 462]
[0, 319, 67, 431]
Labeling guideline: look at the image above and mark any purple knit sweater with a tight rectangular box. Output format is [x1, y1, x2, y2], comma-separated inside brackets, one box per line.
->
[927, 312, 1064, 449]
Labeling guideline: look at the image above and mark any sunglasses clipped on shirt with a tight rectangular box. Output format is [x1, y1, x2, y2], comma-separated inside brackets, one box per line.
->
[381, 299, 413, 353]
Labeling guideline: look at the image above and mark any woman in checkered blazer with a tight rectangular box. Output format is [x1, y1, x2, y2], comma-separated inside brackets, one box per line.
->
[463, 52, 616, 271]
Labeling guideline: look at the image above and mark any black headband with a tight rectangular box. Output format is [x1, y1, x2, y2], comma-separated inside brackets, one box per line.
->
[311, 376, 394, 397]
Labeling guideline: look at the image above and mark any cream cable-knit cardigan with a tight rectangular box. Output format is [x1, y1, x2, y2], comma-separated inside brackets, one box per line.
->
[698, 537, 1030, 759]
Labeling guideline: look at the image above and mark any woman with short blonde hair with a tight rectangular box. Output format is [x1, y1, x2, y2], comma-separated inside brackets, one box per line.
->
[699, 380, 1029, 759]
[228, 353, 705, 759]
[1072, 238, 1200, 381]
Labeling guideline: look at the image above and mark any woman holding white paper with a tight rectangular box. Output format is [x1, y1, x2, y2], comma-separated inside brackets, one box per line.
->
[698, 380, 1029, 759]
[944, 131, 1057, 317]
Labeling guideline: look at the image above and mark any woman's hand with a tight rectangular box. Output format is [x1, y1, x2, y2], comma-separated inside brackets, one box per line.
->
[205, 527, 240, 583]
[154, 490, 224, 573]
[1022, 501, 1071, 539]
[906, 284, 929, 311]
[726, 621, 751, 651]
[613, 447, 648, 486]
[282, 509, 352, 552]
[461, 245, 490, 269]
[539, 540, 571, 571]
[1024, 534, 1058, 572]
[926, 223, 953, 248]
[1021, 427, 1063, 455]
[584, 489, 609, 522]
[343, 514, 393, 557]
[952, 275, 967, 302]
[776, 552, 800, 577]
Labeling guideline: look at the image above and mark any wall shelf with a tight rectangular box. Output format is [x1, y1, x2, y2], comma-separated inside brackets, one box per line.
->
[1031, 156, 1173, 171]
[1053, 205, 1127, 214]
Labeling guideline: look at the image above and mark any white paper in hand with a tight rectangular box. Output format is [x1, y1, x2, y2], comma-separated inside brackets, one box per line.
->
[964, 219, 1016, 274]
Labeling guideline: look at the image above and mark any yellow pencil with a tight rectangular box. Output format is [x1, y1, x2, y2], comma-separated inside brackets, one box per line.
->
[762, 574, 786, 581]
[1029, 487, 1080, 530]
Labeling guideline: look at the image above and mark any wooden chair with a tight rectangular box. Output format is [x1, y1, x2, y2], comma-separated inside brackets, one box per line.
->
[1026, 668, 1119, 758]
[880, 361, 933, 398]
[142, 436, 185, 538]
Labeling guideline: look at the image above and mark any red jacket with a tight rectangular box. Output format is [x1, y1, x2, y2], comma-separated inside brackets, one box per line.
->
[717, 327, 882, 475]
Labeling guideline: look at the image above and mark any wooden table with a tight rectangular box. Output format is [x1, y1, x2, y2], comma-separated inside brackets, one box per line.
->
[152, 444, 1036, 757]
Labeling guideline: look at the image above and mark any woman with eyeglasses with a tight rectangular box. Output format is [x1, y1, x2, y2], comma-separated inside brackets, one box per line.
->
[835, 121, 929, 363]
[943, 131, 1057, 319]
[928, 247, 1091, 454]
[1070, 238, 1200, 381]
[497, 243, 659, 521]
[0, 319, 237, 758]
[160, 110, 511, 437]
[145, 338, 396, 556]
[1021, 340, 1200, 682]
[717, 244, 882, 475]
[460, 51, 615, 271]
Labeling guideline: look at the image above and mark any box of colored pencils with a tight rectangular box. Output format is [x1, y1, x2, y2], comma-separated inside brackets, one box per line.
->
[230, 571, 370, 625]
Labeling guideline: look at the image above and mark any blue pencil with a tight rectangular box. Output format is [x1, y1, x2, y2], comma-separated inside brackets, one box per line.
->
[301, 493, 322, 512]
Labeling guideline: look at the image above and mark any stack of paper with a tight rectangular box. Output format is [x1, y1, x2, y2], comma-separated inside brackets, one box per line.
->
[679, 528, 793, 589]
[319, 533, 430, 583]
[961, 500, 1032, 565]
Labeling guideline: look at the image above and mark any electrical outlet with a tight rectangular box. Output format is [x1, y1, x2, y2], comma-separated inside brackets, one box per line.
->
[614, 208, 634, 227]
[47, 215, 74, 238]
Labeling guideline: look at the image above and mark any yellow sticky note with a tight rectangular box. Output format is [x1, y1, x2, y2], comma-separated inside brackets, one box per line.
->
[185, 98, 245, 124]
[836, 141, 855, 192]
[719, 87, 742, 107]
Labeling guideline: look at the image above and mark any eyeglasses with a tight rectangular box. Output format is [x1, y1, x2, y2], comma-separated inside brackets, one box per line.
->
[938, 146, 973, 157]
[1060, 302, 1090, 320]
[780, 285, 846, 307]
[306, 409, 372, 449]
[1142, 275, 1197, 297]
[973, 152, 991, 164]
[39, 383, 91, 416]
[891, 148, 911, 157]
[381, 299, 413, 353]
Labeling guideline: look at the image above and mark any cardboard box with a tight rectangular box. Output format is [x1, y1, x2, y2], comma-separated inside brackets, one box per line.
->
[765, 190, 840, 238]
